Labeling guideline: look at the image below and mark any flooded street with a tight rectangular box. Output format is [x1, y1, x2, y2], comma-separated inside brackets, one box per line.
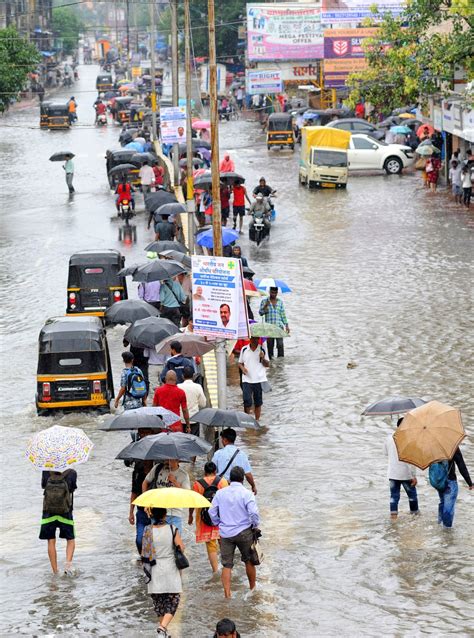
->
[1, 66, 473, 637]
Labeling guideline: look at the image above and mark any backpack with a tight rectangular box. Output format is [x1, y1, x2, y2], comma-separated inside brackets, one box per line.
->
[126, 367, 147, 398]
[198, 477, 220, 527]
[166, 357, 193, 384]
[429, 461, 449, 491]
[43, 472, 72, 515]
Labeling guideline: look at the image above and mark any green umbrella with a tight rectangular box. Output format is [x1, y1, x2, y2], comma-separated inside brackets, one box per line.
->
[416, 144, 439, 156]
[250, 323, 288, 338]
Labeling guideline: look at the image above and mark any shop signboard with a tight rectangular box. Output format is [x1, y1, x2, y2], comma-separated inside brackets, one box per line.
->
[322, 0, 405, 24]
[323, 28, 377, 87]
[246, 70, 283, 95]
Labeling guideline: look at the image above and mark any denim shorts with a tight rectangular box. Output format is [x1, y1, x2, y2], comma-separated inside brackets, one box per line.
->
[452, 184, 462, 195]
[242, 382, 263, 408]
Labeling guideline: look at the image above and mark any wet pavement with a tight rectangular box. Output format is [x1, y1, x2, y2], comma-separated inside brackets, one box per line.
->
[0, 65, 473, 637]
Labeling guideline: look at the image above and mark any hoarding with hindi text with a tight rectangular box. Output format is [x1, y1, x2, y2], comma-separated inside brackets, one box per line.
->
[323, 28, 377, 87]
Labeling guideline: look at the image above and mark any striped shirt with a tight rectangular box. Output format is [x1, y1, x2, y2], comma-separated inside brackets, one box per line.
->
[259, 297, 288, 328]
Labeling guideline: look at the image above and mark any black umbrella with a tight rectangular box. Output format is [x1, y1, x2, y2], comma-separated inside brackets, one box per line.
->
[242, 265, 255, 279]
[104, 299, 160, 325]
[116, 431, 212, 461]
[120, 259, 186, 283]
[159, 250, 192, 268]
[194, 173, 212, 188]
[108, 163, 137, 175]
[362, 396, 427, 416]
[124, 316, 180, 347]
[100, 406, 179, 430]
[193, 408, 261, 430]
[220, 172, 245, 182]
[156, 203, 186, 218]
[178, 139, 211, 152]
[145, 190, 177, 213]
[49, 152, 75, 162]
[131, 152, 157, 165]
[179, 157, 204, 168]
[145, 240, 187, 254]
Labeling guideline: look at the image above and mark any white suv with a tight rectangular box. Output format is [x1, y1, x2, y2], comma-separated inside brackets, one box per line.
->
[348, 134, 414, 174]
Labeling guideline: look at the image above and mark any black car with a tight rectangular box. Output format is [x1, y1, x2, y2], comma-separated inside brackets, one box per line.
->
[325, 118, 385, 141]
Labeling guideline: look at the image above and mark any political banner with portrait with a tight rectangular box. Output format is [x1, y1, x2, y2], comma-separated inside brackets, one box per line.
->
[160, 106, 186, 145]
[322, 0, 405, 24]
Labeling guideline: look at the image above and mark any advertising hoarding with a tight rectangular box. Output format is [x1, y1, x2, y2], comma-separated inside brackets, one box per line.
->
[246, 70, 283, 95]
[323, 28, 377, 87]
[160, 106, 186, 145]
[247, 2, 323, 61]
[322, 0, 405, 24]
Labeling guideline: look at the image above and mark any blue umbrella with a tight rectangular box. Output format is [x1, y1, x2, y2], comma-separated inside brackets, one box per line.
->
[390, 125, 411, 134]
[254, 278, 292, 293]
[125, 141, 145, 152]
[196, 228, 239, 248]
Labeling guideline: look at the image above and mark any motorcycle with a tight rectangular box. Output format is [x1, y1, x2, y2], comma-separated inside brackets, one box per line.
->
[249, 213, 270, 247]
[118, 198, 134, 225]
[96, 112, 107, 126]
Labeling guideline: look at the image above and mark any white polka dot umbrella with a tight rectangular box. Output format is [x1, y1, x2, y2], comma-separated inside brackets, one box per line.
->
[26, 425, 94, 472]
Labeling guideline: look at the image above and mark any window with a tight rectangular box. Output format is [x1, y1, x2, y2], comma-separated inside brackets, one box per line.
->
[333, 121, 352, 131]
[84, 268, 104, 274]
[311, 150, 347, 167]
[352, 137, 379, 150]
[59, 358, 82, 366]
[352, 122, 373, 131]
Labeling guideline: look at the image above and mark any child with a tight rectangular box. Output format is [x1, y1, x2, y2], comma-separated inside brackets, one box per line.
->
[449, 160, 463, 204]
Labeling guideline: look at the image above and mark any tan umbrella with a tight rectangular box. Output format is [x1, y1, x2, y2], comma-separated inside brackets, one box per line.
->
[394, 401, 465, 470]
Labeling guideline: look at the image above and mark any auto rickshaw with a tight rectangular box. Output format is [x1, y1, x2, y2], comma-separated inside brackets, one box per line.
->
[36, 316, 114, 414]
[96, 72, 113, 92]
[105, 149, 141, 188]
[113, 96, 133, 124]
[66, 249, 128, 316]
[39, 101, 52, 128]
[43, 102, 71, 130]
[267, 113, 295, 150]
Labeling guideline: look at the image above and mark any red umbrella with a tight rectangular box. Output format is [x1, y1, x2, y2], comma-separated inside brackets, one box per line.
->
[416, 124, 434, 139]
[243, 279, 262, 297]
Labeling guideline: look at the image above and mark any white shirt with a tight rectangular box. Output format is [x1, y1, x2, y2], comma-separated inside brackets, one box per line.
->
[144, 465, 190, 518]
[178, 379, 206, 419]
[461, 169, 472, 188]
[139, 164, 155, 185]
[239, 343, 269, 383]
[384, 433, 416, 480]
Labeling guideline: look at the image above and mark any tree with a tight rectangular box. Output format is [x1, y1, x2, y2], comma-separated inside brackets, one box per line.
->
[346, 0, 474, 114]
[0, 27, 40, 112]
[52, 6, 84, 55]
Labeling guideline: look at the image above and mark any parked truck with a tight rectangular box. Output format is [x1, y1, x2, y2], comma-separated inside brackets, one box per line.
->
[299, 126, 351, 189]
[200, 63, 227, 102]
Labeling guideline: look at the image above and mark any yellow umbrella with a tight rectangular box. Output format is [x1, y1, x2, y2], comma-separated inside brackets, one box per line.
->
[399, 112, 415, 119]
[133, 487, 211, 509]
[394, 401, 465, 470]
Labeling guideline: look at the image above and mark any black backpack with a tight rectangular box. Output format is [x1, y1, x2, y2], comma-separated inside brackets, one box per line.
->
[43, 472, 72, 515]
[198, 477, 220, 527]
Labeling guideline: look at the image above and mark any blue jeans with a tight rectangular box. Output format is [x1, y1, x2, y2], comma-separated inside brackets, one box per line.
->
[136, 508, 151, 553]
[437, 479, 458, 528]
[389, 479, 419, 513]
[166, 515, 182, 535]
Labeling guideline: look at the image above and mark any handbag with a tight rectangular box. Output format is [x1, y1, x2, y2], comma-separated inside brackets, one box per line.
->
[164, 281, 190, 318]
[248, 528, 263, 566]
[172, 526, 189, 570]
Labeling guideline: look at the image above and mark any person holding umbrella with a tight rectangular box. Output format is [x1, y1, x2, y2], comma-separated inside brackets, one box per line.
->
[142, 459, 191, 533]
[63, 154, 75, 193]
[384, 418, 419, 520]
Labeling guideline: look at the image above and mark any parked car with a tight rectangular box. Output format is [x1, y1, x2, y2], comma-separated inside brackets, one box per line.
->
[348, 134, 414, 174]
[325, 118, 385, 141]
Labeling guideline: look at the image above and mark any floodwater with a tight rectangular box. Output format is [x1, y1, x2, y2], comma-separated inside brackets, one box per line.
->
[0, 65, 473, 637]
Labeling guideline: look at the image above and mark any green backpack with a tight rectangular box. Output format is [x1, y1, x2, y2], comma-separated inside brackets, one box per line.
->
[43, 472, 72, 515]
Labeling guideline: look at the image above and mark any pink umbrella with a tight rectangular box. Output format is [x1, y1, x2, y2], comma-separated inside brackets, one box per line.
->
[192, 120, 211, 130]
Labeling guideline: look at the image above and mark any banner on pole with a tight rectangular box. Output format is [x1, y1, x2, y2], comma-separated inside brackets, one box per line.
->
[160, 106, 186, 144]
[246, 70, 283, 95]
[192, 256, 249, 340]
[323, 28, 378, 87]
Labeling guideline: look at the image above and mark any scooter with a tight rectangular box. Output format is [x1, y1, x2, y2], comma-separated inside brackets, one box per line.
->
[249, 214, 270, 247]
[118, 198, 135, 225]
[96, 112, 107, 127]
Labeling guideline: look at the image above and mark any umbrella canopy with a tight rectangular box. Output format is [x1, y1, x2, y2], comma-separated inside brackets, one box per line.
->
[255, 278, 292, 293]
[145, 240, 187, 254]
[26, 425, 93, 472]
[192, 119, 211, 130]
[242, 265, 255, 278]
[145, 190, 178, 213]
[156, 333, 214, 357]
[101, 406, 178, 430]
[416, 123, 434, 137]
[362, 396, 427, 416]
[104, 299, 160, 325]
[250, 323, 288, 338]
[393, 401, 465, 470]
[131, 152, 156, 165]
[120, 259, 186, 283]
[196, 228, 239, 248]
[108, 163, 137, 176]
[399, 112, 416, 119]
[125, 141, 145, 152]
[179, 157, 204, 168]
[193, 408, 261, 430]
[49, 152, 75, 162]
[178, 140, 211, 152]
[416, 144, 439, 156]
[159, 250, 192, 268]
[133, 487, 211, 509]
[193, 173, 212, 189]
[116, 431, 212, 461]
[220, 172, 245, 182]
[390, 125, 411, 134]
[124, 316, 180, 348]
[243, 279, 263, 297]
[155, 202, 187, 218]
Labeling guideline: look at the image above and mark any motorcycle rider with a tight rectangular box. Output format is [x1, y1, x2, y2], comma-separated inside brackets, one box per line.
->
[115, 177, 135, 213]
[94, 99, 107, 124]
[248, 194, 271, 241]
[253, 177, 275, 199]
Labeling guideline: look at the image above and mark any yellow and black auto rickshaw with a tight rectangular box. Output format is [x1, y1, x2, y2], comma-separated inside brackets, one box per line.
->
[267, 113, 295, 150]
[96, 72, 113, 92]
[105, 149, 141, 188]
[113, 96, 133, 124]
[66, 249, 128, 317]
[42, 102, 71, 130]
[36, 316, 114, 414]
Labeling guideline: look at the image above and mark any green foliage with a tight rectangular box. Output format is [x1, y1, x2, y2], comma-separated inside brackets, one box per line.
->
[346, 0, 474, 113]
[52, 6, 84, 54]
[0, 27, 40, 112]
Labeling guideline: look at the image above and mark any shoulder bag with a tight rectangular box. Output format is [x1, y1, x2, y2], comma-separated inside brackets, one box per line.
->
[171, 526, 189, 570]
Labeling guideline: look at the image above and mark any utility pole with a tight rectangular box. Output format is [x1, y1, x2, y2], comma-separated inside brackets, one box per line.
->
[184, 0, 195, 252]
[126, 0, 130, 62]
[208, 0, 226, 410]
[170, 0, 180, 187]
[149, 0, 158, 141]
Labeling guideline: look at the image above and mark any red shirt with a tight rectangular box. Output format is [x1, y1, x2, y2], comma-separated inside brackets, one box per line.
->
[96, 102, 106, 114]
[116, 183, 132, 202]
[232, 185, 246, 207]
[220, 186, 230, 208]
[153, 384, 187, 432]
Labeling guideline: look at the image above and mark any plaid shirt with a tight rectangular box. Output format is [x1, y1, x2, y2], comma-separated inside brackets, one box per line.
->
[259, 297, 288, 328]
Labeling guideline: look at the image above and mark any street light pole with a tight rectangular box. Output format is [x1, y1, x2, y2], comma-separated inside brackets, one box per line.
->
[208, 0, 222, 257]
[149, 0, 158, 141]
[126, 0, 130, 62]
[184, 0, 195, 253]
[170, 0, 180, 187]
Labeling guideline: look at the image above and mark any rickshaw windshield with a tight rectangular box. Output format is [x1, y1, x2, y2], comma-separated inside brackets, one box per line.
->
[38, 351, 106, 374]
[268, 117, 292, 132]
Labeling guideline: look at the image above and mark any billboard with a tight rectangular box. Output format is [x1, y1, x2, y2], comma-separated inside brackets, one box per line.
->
[247, 2, 323, 61]
[160, 106, 186, 145]
[323, 28, 377, 87]
[322, 0, 405, 24]
[246, 70, 283, 95]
